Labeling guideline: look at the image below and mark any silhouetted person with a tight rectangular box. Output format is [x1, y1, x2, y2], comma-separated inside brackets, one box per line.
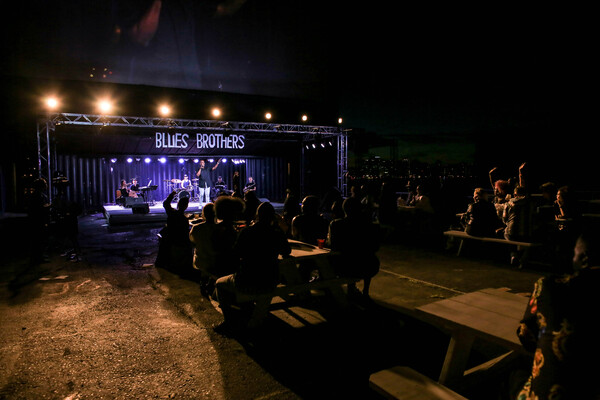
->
[291, 195, 329, 246]
[462, 188, 502, 238]
[214, 202, 291, 334]
[189, 203, 219, 296]
[327, 197, 380, 299]
[156, 190, 192, 276]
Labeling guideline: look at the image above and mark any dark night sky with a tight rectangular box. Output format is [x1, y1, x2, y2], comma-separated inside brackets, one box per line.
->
[2, 2, 594, 187]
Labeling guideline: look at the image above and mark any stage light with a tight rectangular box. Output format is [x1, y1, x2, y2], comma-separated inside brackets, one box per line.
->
[211, 108, 221, 118]
[312, 143, 316, 148]
[301, 114, 308, 122]
[159, 105, 171, 117]
[338, 117, 343, 124]
[178, 158, 185, 164]
[98, 99, 113, 114]
[127, 158, 133, 163]
[45, 97, 59, 111]
[144, 157, 151, 163]
[159, 157, 167, 164]
[265, 112, 272, 120]
[110, 158, 117, 163]
[222, 158, 227, 163]
[321, 143, 325, 148]
[193, 159, 199, 163]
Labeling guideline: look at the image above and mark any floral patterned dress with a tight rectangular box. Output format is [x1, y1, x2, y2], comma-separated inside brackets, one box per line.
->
[516, 267, 600, 399]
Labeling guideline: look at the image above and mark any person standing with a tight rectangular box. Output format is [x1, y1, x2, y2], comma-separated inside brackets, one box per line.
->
[196, 158, 221, 203]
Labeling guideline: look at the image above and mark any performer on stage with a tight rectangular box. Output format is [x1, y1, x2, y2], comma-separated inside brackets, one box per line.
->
[243, 176, 256, 194]
[232, 171, 242, 198]
[196, 158, 221, 203]
[130, 178, 140, 197]
[181, 174, 191, 189]
[214, 176, 229, 197]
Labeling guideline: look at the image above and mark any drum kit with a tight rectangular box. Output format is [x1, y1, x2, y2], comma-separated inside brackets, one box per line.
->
[164, 177, 199, 201]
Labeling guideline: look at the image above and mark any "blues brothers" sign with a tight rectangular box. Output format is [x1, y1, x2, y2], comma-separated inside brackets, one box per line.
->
[155, 132, 245, 150]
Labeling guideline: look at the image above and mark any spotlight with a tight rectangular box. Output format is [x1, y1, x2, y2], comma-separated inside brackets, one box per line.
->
[211, 108, 221, 118]
[127, 158, 133, 163]
[221, 158, 227, 163]
[144, 157, 151, 163]
[159, 157, 167, 164]
[193, 159, 199, 163]
[265, 112, 272, 120]
[45, 97, 59, 111]
[312, 143, 316, 149]
[110, 158, 117, 163]
[178, 158, 185, 164]
[338, 117, 343, 124]
[98, 99, 113, 114]
[301, 114, 308, 122]
[159, 105, 171, 117]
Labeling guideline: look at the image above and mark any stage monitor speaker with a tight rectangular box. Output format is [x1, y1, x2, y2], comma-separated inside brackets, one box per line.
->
[132, 203, 150, 214]
[258, 198, 270, 203]
[125, 197, 145, 207]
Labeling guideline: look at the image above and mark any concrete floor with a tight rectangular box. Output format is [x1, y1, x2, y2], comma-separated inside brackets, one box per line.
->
[0, 213, 547, 399]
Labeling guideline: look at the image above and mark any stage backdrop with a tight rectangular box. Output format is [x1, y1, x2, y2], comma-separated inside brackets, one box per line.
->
[52, 124, 312, 210]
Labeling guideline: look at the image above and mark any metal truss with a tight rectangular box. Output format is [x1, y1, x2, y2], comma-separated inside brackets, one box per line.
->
[49, 113, 341, 136]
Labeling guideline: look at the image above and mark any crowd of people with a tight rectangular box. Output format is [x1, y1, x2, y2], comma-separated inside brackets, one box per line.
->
[155, 185, 382, 334]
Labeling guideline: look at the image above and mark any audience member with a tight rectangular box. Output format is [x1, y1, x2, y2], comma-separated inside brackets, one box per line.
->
[212, 196, 245, 278]
[552, 185, 582, 273]
[327, 197, 380, 299]
[319, 187, 343, 221]
[503, 185, 534, 265]
[189, 203, 219, 296]
[511, 230, 600, 399]
[242, 190, 261, 225]
[214, 202, 291, 333]
[462, 187, 502, 237]
[282, 189, 301, 235]
[291, 195, 329, 245]
[156, 190, 192, 276]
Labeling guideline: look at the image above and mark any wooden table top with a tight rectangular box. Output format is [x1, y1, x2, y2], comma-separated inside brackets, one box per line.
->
[415, 288, 529, 350]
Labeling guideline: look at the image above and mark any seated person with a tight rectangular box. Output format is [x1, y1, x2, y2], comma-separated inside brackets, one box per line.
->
[512, 230, 600, 399]
[212, 196, 246, 278]
[214, 202, 291, 333]
[189, 203, 219, 296]
[327, 197, 380, 298]
[291, 195, 330, 281]
[291, 195, 329, 245]
[462, 187, 502, 237]
[117, 180, 129, 205]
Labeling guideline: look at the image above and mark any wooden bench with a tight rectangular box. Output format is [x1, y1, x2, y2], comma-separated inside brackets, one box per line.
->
[369, 366, 468, 400]
[240, 276, 361, 328]
[443, 230, 541, 267]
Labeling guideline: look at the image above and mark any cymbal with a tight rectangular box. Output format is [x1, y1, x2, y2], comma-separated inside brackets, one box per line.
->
[191, 178, 199, 181]
[171, 179, 182, 183]
[163, 179, 171, 182]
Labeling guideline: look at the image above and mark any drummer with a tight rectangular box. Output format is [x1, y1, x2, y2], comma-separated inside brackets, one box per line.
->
[181, 174, 191, 190]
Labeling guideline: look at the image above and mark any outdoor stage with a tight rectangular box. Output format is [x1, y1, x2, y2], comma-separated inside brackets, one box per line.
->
[102, 200, 284, 226]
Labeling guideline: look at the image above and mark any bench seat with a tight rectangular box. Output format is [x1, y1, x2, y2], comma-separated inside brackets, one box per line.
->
[443, 230, 541, 267]
[369, 366, 468, 400]
[238, 276, 361, 328]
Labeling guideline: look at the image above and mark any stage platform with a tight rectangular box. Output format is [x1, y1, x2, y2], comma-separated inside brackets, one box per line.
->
[102, 201, 283, 226]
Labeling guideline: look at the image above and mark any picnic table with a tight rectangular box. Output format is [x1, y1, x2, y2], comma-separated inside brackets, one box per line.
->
[243, 239, 359, 328]
[414, 288, 530, 389]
